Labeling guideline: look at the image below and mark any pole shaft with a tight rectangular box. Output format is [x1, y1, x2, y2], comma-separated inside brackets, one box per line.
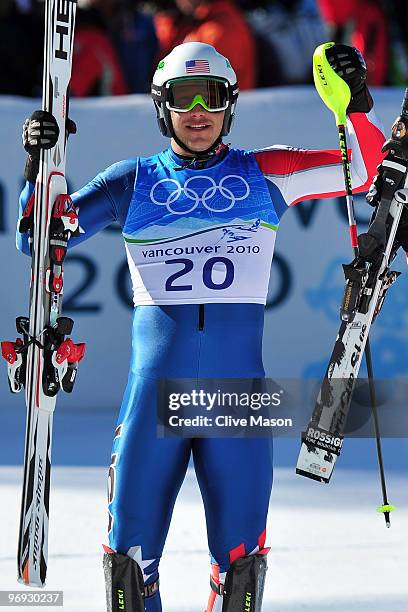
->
[337, 123, 391, 525]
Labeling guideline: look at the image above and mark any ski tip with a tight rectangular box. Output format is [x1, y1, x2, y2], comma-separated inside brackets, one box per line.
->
[23, 561, 30, 585]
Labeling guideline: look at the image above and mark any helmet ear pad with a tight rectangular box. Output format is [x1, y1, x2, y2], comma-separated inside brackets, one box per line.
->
[154, 101, 171, 137]
[221, 105, 235, 136]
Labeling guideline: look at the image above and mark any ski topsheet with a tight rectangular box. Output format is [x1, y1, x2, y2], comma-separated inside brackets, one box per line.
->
[18, 0, 77, 586]
[297, 97, 408, 484]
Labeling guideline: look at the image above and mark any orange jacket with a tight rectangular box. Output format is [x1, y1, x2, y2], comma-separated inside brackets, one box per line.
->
[155, 1, 255, 90]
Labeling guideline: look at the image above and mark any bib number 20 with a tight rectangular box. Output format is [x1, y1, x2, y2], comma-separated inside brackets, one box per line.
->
[165, 257, 234, 292]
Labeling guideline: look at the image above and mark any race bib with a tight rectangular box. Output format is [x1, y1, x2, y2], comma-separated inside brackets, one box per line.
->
[123, 149, 279, 305]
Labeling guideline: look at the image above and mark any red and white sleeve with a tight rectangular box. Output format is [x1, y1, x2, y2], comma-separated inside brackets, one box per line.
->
[254, 110, 385, 208]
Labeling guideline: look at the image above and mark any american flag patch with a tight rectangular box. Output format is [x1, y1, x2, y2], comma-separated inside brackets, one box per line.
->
[185, 59, 210, 73]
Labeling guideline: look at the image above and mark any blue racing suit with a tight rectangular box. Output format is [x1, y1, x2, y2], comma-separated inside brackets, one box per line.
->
[18, 112, 384, 611]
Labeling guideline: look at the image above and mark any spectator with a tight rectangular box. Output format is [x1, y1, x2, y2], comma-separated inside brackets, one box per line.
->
[0, 0, 43, 97]
[152, 3, 192, 60]
[71, 2, 127, 96]
[243, 0, 327, 87]
[154, 0, 256, 90]
[384, 0, 408, 86]
[90, 0, 158, 94]
[317, 0, 389, 86]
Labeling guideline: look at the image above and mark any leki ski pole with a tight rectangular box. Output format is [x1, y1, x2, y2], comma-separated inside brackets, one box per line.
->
[312, 42, 395, 527]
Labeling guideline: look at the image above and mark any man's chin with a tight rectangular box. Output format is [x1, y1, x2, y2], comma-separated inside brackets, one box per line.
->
[184, 136, 217, 153]
[185, 138, 208, 150]
[173, 128, 222, 155]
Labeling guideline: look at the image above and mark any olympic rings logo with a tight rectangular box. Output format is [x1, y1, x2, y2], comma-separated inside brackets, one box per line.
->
[150, 175, 250, 215]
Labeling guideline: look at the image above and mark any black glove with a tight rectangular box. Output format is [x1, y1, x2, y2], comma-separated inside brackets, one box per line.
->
[325, 44, 373, 114]
[367, 169, 408, 251]
[23, 110, 77, 183]
[22, 110, 60, 157]
[381, 115, 408, 161]
[366, 171, 382, 208]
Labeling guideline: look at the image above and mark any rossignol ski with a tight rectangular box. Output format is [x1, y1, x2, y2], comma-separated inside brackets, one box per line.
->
[297, 89, 408, 486]
[0, 0, 83, 587]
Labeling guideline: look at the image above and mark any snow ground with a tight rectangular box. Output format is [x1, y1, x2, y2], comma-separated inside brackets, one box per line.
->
[1, 465, 407, 612]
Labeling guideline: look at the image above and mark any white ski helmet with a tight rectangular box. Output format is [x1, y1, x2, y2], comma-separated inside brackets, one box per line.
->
[151, 42, 239, 154]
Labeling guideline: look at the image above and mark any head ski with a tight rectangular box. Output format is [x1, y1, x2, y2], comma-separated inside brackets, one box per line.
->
[1, 0, 82, 587]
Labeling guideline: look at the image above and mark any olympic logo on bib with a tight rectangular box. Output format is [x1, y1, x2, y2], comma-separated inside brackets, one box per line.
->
[150, 175, 250, 215]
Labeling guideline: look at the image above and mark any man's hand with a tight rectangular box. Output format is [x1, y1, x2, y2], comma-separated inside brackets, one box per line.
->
[23, 110, 60, 158]
[22, 110, 77, 182]
[325, 44, 373, 114]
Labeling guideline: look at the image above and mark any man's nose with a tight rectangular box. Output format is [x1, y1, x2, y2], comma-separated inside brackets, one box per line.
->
[190, 104, 206, 114]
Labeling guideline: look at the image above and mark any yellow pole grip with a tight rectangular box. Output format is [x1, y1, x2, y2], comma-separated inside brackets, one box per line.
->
[313, 42, 351, 126]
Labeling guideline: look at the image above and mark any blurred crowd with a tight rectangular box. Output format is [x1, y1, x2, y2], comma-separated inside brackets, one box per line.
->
[1, 0, 407, 98]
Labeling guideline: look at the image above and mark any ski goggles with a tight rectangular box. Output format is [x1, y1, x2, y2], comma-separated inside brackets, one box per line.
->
[165, 77, 230, 112]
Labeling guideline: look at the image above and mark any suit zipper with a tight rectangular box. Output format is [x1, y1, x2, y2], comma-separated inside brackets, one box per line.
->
[198, 304, 205, 331]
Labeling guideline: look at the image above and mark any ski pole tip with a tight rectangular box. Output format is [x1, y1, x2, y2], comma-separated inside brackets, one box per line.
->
[377, 504, 396, 527]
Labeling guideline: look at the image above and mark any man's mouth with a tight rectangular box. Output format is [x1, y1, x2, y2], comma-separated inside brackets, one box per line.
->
[186, 124, 211, 131]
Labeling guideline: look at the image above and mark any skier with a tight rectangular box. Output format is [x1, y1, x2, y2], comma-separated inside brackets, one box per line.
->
[19, 42, 384, 611]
